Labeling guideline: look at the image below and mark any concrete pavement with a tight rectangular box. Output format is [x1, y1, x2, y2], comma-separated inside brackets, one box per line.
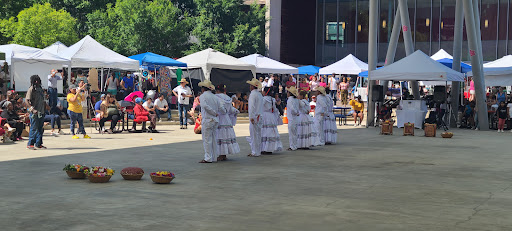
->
[1, 124, 511, 230]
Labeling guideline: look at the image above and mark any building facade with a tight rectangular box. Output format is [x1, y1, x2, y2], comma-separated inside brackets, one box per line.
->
[254, 0, 512, 66]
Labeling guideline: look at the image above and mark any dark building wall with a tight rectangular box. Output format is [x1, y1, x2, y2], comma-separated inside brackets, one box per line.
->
[280, 0, 316, 65]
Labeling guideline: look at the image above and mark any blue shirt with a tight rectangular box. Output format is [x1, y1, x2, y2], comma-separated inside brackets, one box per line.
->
[497, 92, 506, 103]
[94, 100, 102, 115]
[122, 76, 134, 89]
[48, 74, 62, 88]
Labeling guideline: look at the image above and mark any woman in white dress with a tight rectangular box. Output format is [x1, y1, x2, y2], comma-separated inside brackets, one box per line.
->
[323, 91, 338, 144]
[260, 87, 283, 154]
[286, 87, 300, 151]
[297, 90, 315, 149]
[314, 86, 328, 146]
[215, 85, 240, 161]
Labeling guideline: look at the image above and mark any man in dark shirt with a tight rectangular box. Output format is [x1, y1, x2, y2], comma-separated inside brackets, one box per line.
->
[25, 75, 47, 150]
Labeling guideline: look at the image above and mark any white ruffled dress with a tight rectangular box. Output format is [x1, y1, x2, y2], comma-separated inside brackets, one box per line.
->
[260, 96, 283, 152]
[215, 93, 240, 155]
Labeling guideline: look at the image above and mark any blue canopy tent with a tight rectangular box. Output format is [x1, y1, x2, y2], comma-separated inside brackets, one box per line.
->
[436, 58, 472, 73]
[129, 52, 187, 68]
[298, 65, 320, 75]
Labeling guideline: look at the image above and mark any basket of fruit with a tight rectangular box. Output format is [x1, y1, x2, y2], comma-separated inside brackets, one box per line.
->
[441, 132, 453, 138]
[85, 166, 115, 183]
[120, 167, 144, 180]
[150, 171, 175, 184]
[63, 164, 89, 179]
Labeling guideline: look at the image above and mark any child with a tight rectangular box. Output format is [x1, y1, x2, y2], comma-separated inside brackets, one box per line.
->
[496, 101, 509, 132]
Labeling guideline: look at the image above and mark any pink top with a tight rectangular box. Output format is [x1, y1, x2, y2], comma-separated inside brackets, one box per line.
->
[319, 82, 327, 88]
[309, 81, 320, 91]
[339, 82, 349, 90]
[469, 80, 475, 90]
[299, 83, 310, 92]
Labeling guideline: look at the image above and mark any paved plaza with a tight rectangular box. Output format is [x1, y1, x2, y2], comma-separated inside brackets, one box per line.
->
[1, 124, 512, 230]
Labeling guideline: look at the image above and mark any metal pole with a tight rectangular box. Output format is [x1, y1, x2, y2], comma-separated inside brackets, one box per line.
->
[367, 0, 378, 127]
[100, 68, 104, 92]
[451, 0, 464, 128]
[383, 8, 402, 95]
[463, 0, 489, 130]
[398, 0, 420, 99]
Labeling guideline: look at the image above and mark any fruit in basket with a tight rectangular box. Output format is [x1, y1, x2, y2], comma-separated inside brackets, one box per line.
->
[121, 167, 144, 175]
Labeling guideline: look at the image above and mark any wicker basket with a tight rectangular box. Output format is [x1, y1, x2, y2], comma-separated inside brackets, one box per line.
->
[441, 132, 453, 138]
[424, 123, 437, 137]
[88, 175, 112, 183]
[121, 173, 144, 180]
[66, 171, 87, 179]
[380, 122, 393, 135]
[403, 123, 415, 136]
[150, 175, 175, 184]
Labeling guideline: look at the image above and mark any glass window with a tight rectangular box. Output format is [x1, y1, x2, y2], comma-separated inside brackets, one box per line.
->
[432, 0, 441, 53]
[337, 0, 356, 60]
[323, 0, 338, 64]
[357, 0, 369, 61]
[440, 0, 456, 53]
[415, 0, 432, 55]
[378, 0, 394, 63]
[497, 0, 508, 58]
[481, 0, 498, 60]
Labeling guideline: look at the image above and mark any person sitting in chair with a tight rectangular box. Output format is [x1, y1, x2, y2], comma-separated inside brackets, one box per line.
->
[99, 93, 121, 134]
[134, 97, 157, 132]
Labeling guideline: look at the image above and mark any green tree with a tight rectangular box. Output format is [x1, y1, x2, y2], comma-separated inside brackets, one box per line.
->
[87, 0, 192, 57]
[188, 0, 267, 57]
[0, 3, 79, 48]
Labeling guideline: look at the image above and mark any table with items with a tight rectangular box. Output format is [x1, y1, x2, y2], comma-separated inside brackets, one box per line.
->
[396, 100, 427, 128]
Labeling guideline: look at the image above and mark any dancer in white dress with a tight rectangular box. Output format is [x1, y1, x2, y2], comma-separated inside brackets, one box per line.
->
[215, 85, 240, 161]
[286, 87, 300, 151]
[314, 86, 328, 146]
[297, 90, 315, 149]
[198, 80, 226, 163]
[260, 87, 283, 154]
[246, 78, 263, 157]
[324, 92, 338, 144]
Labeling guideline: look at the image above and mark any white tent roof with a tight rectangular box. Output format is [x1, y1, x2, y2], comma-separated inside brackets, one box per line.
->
[430, 49, 453, 60]
[319, 54, 368, 75]
[467, 55, 512, 86]
[177, 48, 256, 79]
[370, 50, 464, 81]
[0, 44, 70, 91]
[43, 41, 68, 55]
[59, 35, 139, 70]
[238, 54, 298, 74]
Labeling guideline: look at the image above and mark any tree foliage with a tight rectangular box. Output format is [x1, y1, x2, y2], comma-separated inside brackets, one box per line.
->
[189, 0, 267, 57]
[0, 3, 79, 48]
[87, 0, 192, 57]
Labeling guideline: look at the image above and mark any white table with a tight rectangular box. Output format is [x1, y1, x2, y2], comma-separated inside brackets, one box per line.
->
[396, 110, 427, 128]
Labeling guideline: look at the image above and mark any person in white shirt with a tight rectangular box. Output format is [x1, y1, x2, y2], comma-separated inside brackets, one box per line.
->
[173, 79, 193, 129]
[267, 75, 275, 88]
[47, 69, 62, 114]
[314, 86, 328, 146]
[328, 74, 338, 105]
[246, 78, 263, 157]
[198, 80, 226, 163]
[154, 94, 171, 122]
[215, 85, 240, 161]
[286, 86, 300, 151]
[142, 97, 155, 113]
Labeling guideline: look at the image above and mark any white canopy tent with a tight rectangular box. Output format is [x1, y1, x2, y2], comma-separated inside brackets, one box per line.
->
[430, 49, 453, 60]
[467, 55, 512, 86]
[238, 54, 298, 74]
[370, 50, 465, 82]
[177, 48, 256, 93]
[319, 54, 368, 75]
[43, 41, 68, 55]
[60, 35, 139, 70]
[0, 44, 70, 92]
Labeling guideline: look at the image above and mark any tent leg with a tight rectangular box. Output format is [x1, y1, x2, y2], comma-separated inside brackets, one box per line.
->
[100, 68, 104, 92]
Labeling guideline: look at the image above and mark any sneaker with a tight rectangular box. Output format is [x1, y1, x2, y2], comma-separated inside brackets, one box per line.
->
[8, 127, 16, 132]
[27, 145, 36, 150]
[72, 135, 79, 139]
[58, 130, 65, 135]
[158, 119, 162, 123]
[50, 132, 58, 136]
[37, 145, 47, 149]
[83, 134, 91, 139]
[354, 123, 358, 127]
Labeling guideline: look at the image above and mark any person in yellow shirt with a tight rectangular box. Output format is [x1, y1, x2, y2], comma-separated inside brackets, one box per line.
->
[67, 84, 91, 139]
[349, 95, 364, 126]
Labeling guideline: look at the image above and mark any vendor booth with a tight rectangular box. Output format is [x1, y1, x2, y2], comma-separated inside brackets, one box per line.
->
[319, 54, 368, 75]
[0, 44, 70, 92]
[177, 48, 256, 93]
[43, 41, 68, 55]
[430, 49, 453, 60]
[467, 55, 512, 86]
[370, 50, 465, 128]
[60, 35, 140, 91]
[298, 65, 320, 75]
[239, 54, 298, 74]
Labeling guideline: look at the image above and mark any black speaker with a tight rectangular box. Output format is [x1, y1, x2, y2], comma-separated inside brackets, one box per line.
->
[372, 85, 384, 102]
[434, 86, 446, 103]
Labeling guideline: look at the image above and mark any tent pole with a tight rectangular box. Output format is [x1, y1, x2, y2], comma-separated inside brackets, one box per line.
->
[383, 7, 401, 95]
[100, 68, 104, 92]
[398, 0, 420, 99]
[450, 0, 464, 128]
